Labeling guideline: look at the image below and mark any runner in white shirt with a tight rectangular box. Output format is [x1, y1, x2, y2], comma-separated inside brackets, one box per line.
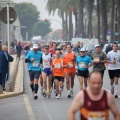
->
[42, 46, 52, 98]
[107, 43, 120, 98]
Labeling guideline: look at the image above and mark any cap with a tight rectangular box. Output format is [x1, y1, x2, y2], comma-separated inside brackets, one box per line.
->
[44, 45, 49, 49]
[80, 48, 86, 52]
[33, 44, 38, 49]
[95, 44, 100, 48]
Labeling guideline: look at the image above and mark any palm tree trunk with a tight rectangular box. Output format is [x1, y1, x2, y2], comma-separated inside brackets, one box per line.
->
[110, 0, 115, 41]
[65, 12, 68, 40]
[117, 0, 120, 40]
[88, 0, 94, 38]
[69, 10, 73, 40]
[78, 0, 84, 38]
[73, 10, 78, 37]
[62, 12, 65, 41]
[97, 0, 100, 43]
[100, 0, 108, 44]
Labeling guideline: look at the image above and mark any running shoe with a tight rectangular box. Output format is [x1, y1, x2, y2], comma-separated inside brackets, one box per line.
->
[34, 94, 38, 100]
[68, 94, 72, 98]
[115, 94, 118, 98]
[56, 94, 61, 99]
[43, 91, 47, 97]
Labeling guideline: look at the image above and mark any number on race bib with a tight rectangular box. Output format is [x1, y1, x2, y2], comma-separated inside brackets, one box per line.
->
[68, 62, 73, 68]
[55, 63, 60, 68]
[88, 112, 105, 120]
[79, 62, 85, 68]
[33, 61, 39, 67]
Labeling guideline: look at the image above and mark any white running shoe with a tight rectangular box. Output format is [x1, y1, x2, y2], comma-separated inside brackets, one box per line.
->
[34, 94, 38, 100]
[56, 94, 61, 99]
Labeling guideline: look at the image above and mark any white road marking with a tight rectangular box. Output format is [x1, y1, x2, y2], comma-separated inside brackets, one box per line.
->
[23, 94, 36, 120]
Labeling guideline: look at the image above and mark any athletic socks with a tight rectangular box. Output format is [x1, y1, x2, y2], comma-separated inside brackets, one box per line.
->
[35, 84, 38, 94]
[30, 84, 34, 92]
[114, 84, 118, 95]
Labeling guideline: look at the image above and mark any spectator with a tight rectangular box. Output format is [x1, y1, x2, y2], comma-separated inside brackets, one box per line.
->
[0, 41, 2, 51]
[11, 41, 15, 48]
[24, 42, 32, 52]
[0, 45, 13, 90]
[16, 42, 23, 60]
[106, 43, 112, 54]
[73, 44, 79, 53]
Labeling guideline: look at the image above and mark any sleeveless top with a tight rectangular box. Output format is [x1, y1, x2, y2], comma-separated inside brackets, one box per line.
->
[80, 90, 109, 120]
[42, 53, 51, 68]
[64, 51, 75, 68]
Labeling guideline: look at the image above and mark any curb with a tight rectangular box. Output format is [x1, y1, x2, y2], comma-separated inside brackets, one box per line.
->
[0, 58, 24, 99]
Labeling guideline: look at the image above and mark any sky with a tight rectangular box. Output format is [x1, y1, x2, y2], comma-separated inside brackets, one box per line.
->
[13, 0, 62, 31]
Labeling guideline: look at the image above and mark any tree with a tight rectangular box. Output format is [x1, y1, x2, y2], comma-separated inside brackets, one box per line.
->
[87, 0, 94, 38]
[100, 0, 108, 43]
[15, 3, 40, 40]
[78, 0, 84, 38]
[97, 0, 100, 43]
[33, 20, 52, 37]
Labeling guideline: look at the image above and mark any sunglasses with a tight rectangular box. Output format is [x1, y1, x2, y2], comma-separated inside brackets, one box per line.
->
[81, 51, 85, 53]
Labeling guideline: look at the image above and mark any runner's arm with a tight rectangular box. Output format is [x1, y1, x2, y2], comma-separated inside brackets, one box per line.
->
[107, 93, 120, 120]
[68, 92, 84, 120]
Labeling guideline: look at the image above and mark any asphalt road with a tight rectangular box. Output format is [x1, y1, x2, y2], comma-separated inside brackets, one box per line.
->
[0, 63, 120, 120]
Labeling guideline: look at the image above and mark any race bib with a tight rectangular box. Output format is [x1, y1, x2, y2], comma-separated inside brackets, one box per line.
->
[88, 112, 105, 120]
[55, 63, 60, 68]
[33, 61, 39, 67]
[43, 60, 49, 65]
[79, 62, 85, 68]
[94, 57, 100, 62]
[68, 62, 73, 68]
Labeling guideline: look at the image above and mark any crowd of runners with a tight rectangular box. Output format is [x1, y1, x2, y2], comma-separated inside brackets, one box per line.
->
[23, 41, 120, 119]
[24, 41, 120, 100]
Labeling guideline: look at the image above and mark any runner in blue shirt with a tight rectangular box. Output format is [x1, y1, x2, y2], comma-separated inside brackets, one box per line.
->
[76, 48, 94, 90]
[25, 44, 42, 100]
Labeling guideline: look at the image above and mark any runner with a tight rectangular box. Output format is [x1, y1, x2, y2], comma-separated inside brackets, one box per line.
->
[68, 71, 120, 120]
[49, 42, 57, 93]
[42, 46, 52, 98]
[39, 45, 45, 94]
[76, 48, 94, 90]
[51, 50, 68, 99]
[25, 44, 42, 99]
[64, 44, 76, 98]
[91, 44, 107, 78]
[107, 43, 120, 98]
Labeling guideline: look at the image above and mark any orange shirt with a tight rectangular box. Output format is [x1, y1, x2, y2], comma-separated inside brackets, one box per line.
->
[64, 52, 75, 68]
[51, 58, 67, 77]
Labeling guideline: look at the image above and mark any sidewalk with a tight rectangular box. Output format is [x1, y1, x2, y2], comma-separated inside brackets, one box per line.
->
[0, 55, 24, 99]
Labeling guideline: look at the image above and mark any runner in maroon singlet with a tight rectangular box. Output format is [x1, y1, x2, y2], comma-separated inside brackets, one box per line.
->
[68, 71, 120, 120]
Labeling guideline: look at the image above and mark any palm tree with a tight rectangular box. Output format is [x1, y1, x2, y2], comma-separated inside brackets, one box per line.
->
[110, 0, 115, 41]
[117, 0, 120, 40]
[87, 0, 94, 38]
[97, 0, 100, 43]
[78, 0, 84, 38]
[100, 0, 108, 44]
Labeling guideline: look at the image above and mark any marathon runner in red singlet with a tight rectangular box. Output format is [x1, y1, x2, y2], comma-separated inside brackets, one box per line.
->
[68, 71, 120, 120]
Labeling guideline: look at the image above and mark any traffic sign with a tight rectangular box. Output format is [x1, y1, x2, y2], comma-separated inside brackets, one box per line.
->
[0, 7, 17, 24]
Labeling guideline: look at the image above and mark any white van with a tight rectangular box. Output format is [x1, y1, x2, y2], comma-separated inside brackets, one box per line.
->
[32, 36, 42, 44]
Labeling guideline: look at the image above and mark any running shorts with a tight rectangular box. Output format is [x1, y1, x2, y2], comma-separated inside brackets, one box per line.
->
[78, 70, 89, 78]
[54, 76, 64, 82]
[108, 69, 120, 79]
[29, 70, 41, 81]
[43, 68, 52, 76]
